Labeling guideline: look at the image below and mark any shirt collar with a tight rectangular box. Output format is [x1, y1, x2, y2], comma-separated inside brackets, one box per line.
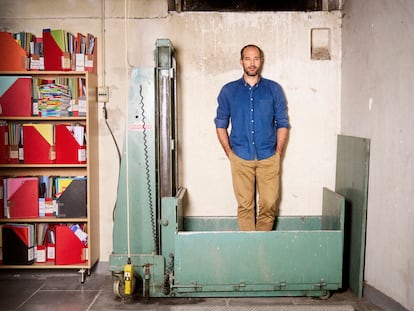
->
[241, 76, 261, 88]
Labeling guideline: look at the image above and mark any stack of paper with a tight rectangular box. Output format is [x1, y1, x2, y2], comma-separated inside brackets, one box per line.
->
[37, 83, 71, 116]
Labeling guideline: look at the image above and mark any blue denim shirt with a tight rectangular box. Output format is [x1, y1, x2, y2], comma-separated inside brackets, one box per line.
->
[214, 77, 290, 160]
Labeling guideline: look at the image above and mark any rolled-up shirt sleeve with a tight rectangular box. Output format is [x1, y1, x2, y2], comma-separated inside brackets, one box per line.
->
[214, 87, 230, 129]
[273, 83, 290, 129]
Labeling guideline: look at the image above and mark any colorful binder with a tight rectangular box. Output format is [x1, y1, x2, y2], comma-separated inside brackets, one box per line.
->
[0, 76, 32, 117]
[2, 224, 35, 265]
[23, 123, 55, 164]
[55, 124, 86, 164]
[4, 177, 39, 218]
[56, 177, 87, 218]
[55, 225, 86, 265]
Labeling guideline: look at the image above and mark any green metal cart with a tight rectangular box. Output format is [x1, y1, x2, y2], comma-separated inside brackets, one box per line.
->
[109, 39, 347, 300]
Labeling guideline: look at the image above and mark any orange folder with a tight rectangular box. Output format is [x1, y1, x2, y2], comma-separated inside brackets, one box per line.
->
[55, 124, 86, 164]
[23, 123, 55, 164]
[0, 32, 27, 71]
[55, 225, 86, 265]
[0, 76, 32, 117]
[5, 177, 39, 218]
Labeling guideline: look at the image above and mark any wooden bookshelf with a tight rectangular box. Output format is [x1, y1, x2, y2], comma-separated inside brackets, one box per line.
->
[0, 71, 99, 281]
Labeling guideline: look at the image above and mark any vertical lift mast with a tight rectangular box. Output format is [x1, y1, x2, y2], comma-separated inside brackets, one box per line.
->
[109, 39, 178, 297]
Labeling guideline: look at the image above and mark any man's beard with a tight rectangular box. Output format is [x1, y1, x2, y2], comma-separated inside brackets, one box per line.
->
[244, 66, 260, 76]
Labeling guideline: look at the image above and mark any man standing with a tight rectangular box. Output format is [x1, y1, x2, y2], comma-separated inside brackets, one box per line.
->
[214, 44, 290, 231]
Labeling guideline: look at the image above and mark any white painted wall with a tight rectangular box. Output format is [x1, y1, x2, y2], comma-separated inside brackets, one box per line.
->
[0, 0, 341, 274]
[341, 0, 414, 309]
[130, 11, 342, 219]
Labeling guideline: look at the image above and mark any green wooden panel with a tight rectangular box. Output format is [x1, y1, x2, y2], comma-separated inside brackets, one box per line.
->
[335, 135, 370, 298]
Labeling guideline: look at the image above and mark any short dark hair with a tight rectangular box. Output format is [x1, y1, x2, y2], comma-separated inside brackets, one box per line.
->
[240, 44, 264, 60]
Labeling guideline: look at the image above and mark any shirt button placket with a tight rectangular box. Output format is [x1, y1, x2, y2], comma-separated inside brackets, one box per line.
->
[250, 96, 255, 149]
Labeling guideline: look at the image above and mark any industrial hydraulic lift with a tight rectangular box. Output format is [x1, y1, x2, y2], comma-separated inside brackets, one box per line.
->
[109, 39, 367, 300]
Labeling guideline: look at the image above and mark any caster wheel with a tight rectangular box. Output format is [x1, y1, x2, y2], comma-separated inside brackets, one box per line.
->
[113, 275, 136, 299]
[113, 278, 124, 298]
[319, 290, 331, 300]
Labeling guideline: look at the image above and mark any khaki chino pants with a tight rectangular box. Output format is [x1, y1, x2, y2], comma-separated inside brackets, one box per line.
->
[229, 152, 280, 231]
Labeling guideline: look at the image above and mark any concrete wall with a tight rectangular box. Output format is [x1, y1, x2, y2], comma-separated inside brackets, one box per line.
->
[341, 1, 414, 310]
[0, 0, 341, 277]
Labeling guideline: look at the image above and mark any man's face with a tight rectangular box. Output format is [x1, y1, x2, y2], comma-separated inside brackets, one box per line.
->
[240, 47, 262, 77]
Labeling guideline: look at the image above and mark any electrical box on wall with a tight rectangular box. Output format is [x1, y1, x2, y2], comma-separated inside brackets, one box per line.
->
[97, 86, 109, 102]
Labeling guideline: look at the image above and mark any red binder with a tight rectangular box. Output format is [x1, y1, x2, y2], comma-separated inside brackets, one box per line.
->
[23, 124, 55, 164]
[4, 224, 32, 246]
[0, 76, 32, 117]
[0, 177, 4, 218]
[43, 29, 70, 71]
[0, 123, 8, 163]
[4, 177, 39, 218]
[55, 124, 86, 164]
[55, 225, 86, 265]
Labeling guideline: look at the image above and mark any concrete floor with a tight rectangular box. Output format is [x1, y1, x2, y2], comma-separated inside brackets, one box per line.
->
[0, 269, 384, 311]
